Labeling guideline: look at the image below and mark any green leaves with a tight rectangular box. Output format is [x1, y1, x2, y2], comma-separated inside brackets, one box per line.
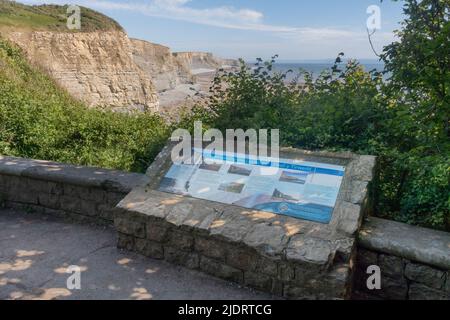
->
[189, 10, 449, 230]
[0, 38, 169, 173]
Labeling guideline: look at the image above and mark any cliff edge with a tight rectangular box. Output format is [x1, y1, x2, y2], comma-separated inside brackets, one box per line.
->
[4, 30, 159, 112]
[131, 39, 194, 93]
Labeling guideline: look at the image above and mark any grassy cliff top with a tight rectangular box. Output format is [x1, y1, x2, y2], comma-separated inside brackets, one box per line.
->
[0, 0, 123, 32]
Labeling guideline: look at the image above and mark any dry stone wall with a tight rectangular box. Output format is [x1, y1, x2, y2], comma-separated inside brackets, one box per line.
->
[0, 156, 143, 225]
[1, 155, 448, 300]
[354, 217, 450, 300]
[115, 189, 355, 299]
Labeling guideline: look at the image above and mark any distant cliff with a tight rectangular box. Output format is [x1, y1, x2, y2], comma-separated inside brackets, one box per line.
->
[131, 39, 194, 92]
[173, 52, 239, 71]
[0, 1, 238, 113]
[4, 30, 159, 112]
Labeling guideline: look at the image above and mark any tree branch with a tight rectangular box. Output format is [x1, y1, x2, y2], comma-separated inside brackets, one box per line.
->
[367, 28, 381, 58]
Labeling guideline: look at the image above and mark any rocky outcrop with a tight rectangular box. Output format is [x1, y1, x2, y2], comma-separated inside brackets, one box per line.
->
[131, 39, 194, 92]
[4, 31, 159, 112]
[173, 52, 239, 71]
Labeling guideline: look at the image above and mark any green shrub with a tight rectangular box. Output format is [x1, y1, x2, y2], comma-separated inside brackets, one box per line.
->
[0, 38, 169, 172]
[193, 50, 449, 230]
[0, 0, 123, 32]
[189, 0, 449, 230]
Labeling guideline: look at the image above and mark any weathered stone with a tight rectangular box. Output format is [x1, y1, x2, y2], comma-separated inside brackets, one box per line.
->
[226, 246, 257, 270]
[244, 271, 273, 292]
[294, 266, 324, 286]
[106, 191, 125, 206]
[278, 263, 295, 281]
[58, 195, 82, 214]
[271, 280, 284, 296]
[28, 179, 64, 196]
[209, 208, 254, 242]
[351, 156, 376, 182]
[164, 246, 199, 269]
[58, 195, 98, 217]
[200, 256, 243, 283]
[408, 283, 448, 300]
[167, 229, 194, 251]
[253, 256, 278, 277]
[166, 202, 194, 226]
[182, 201, 223, 233]
[117, 233, 135, 251]
[38, 193, 60, 210]
[286, 235, 333, 266]
[323, 264, 352, 299]
[63, 185, 102, 202]
[378, 276, 408, 300]
[358, 217, 450, 271]
[348, 180, 369, 205]
[335, 201, 362, 235]
[135, 238, 164, 259]
[283, 285, 316, 300]
[271, 215, 318, 237]
[379, 254, 404, 278]
[334, 238, 355, 263]
[243, 223, 288, 257]
[96, 204, 116, 222]
[146, 221, 170, 242]
[43, 208, 65, 218]
[405, 262, 446, 290]
[356, 249, 378, 269]
[196, 211, 221, 233]
[194, 237, 228, 261]
[128, 199, 170, 220]
[147, 202, 170, 220]
[80, 200, 99, 217]
[16, 189, 40, 205]
[117, 187, 149, 209]
[115, 217, 146, 238]
[445, 275, 450, 294]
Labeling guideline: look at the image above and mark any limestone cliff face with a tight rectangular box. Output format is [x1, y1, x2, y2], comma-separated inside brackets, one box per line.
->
[131, 39, 194, 92]
[4, 31, 159, 112]
[172, 52, 238, 70]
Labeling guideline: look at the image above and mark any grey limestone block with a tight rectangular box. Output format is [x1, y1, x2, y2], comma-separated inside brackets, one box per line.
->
[408, 283, 449, 300]
[115, 217, 146, 238]
[199, 256, 243, 284]
[404, 262, 446, 290]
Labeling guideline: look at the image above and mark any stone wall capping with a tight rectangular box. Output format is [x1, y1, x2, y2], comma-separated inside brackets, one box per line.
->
[0, 155, 144, 225]
[0, 155, 144, 193]
[358, 217, 450, 270]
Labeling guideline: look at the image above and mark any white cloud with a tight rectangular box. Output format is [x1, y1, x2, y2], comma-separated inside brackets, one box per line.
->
[20, 0, 396, 59]
[22, 0, 269, 30]
[20, 0, 352, 34]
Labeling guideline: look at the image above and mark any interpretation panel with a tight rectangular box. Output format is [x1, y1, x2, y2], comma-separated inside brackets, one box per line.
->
[158, 148, 345, 224]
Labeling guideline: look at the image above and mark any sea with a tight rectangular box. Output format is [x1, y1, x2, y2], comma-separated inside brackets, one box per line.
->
[246, 60, 386, 82]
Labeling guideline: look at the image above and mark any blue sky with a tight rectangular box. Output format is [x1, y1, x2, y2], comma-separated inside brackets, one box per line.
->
[22, 0, 405, 61]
